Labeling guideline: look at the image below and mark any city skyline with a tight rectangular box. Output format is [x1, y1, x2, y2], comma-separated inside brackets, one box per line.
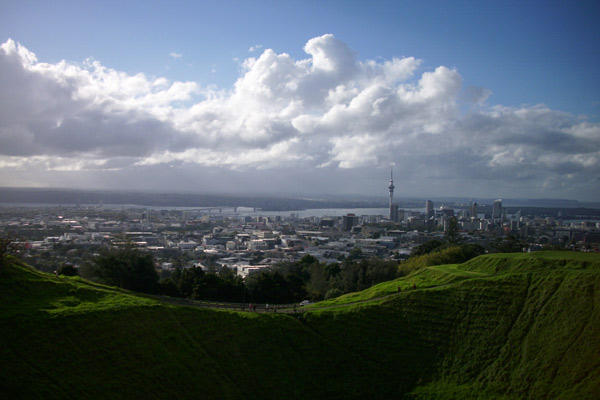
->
[1, 1, 599, 201]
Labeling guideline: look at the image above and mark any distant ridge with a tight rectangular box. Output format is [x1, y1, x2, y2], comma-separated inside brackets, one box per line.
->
[1, 187, 599, 210]
[0, 187, 384, 210]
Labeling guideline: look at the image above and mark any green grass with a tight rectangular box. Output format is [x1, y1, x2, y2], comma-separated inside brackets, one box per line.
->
[309, 250, 600, 309]
[1, 258, 159, 319]
[461, 250, 600, 274]
[1, 251, 599, 399]
[306, 263, 490, 308]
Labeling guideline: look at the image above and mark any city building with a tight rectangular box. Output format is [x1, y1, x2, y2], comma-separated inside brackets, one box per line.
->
[390, 204, 399, 223]
[342, 213, 359, 231]
[470, 201, 478, 219]
[426, 200, 434, 218]
[492, 199, 503, 224]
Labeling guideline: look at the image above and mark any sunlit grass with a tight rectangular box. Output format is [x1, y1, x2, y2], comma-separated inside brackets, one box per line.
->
[1, 251, 599, 399]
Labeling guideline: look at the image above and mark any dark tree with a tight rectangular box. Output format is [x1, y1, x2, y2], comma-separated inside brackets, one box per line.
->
[0, 235, 21, 268]
[157, 278, 180, 297]
[491, 235, 525, 253]
[93, 246, 158, 293]
[246, 269, 294, 303]
[324, 288, 343, 299]
[347, 247, 363, 261]
[306, 263, 330, 300]
[0, 236, 12, 268]
[57, 264, 78, 276]
[411, 239, 444, 256]
[445, 217, 460, 244]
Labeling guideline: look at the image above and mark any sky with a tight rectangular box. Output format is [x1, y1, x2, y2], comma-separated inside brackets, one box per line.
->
[0, 0, 599, 201]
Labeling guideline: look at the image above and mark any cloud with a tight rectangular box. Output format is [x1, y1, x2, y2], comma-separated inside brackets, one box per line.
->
[248, 44, 263, 52]
[0, 35, 598, 199]
[169, 52, 182, 59]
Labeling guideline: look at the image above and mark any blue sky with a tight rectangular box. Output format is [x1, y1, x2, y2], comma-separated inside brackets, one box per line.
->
[4, 0, 598, 116]
[0, 0, 599, 200]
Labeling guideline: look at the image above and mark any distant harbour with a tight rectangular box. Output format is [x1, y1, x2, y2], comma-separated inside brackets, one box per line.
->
[0, 202, 424, 218]
[237, 207, 425, 218]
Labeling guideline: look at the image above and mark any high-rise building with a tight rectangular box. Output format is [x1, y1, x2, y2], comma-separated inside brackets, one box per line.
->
[390, 204, 399, 222]
[425, 200, 434, 218]
[492, 199, 503, 223]
[343, 213, 359, 231]
[471, 201, 478, 219]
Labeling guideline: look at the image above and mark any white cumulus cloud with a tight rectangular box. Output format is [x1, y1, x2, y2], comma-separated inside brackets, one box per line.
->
[0, 35, 598, 199]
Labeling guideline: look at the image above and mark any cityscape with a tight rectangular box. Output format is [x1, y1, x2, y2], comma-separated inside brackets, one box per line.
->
[1, 1, 599, 399]
[3, 171, 598, 281]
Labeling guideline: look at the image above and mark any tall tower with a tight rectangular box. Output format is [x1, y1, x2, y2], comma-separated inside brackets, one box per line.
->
[388, 168, 395, 220]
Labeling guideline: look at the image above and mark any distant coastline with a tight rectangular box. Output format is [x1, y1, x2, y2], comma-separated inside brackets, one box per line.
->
[0, 187, 599, 212]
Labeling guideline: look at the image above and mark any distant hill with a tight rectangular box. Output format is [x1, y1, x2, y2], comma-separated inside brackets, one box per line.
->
[0, 187, 385, 210]
[1, 252, 599, 399]
[1, 187, 599, 211]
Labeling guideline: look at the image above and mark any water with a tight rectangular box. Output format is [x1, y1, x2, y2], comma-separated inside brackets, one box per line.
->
[237, 207, 425, 218]
[0, 202, 425, 218]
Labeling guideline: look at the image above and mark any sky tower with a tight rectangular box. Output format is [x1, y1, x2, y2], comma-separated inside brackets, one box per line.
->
[388, 168, 396, 221]
[388, 168, 394, 209]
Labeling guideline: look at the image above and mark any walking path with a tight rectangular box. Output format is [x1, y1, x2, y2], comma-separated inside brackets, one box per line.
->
[153, 289, 402, 314]
[150, 266, 492, 313]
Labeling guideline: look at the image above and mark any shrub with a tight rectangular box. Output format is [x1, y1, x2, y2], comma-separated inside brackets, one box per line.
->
[57, 264, 78, 276]
[324, 288, 343, 299]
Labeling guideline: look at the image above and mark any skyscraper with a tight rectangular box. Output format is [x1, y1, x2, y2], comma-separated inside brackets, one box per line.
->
[492, 199, 503, 224]
[471, 201, 478, 219]
[425, 200, 434, 218]
[343, 213, 359, 231]
[390, 204, 399, 222]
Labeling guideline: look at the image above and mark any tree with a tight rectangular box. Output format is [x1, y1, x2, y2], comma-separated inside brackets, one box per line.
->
[445, 217, 460, 244]
[57, 263, 78, 276]
[0, 236, 12, 268]
[157, 277, 180, 297]
[411, 239, 443, 256]
[172, 267, 205, 297]
[347, 247, 363, 261]
[306, 263, 329, 300]
[491, 235, 525, 253]
[246, 269, 294, 303]
[0, 235, 22, 268]
[365, 258, 398, 285]
[324, 288, 342, 299]
[93, 246, 158, 293]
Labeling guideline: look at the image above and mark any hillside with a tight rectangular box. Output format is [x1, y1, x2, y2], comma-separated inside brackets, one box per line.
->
[1, 252, 599, 399]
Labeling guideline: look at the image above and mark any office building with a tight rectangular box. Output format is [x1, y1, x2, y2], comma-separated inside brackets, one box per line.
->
[426, 200, 434, 218]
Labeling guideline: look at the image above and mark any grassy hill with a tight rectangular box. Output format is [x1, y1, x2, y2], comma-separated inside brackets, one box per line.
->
[1, 252, 599, 399]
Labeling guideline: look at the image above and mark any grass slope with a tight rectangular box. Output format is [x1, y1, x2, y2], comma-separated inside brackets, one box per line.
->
[308, 263, 490, 308]
[0, 259, 384, 399]
[1, 252, 599, 399]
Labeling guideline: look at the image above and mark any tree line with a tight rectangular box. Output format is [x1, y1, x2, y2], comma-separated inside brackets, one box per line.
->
[69, 239, 488, 304]
[85, 246, 400, 304]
